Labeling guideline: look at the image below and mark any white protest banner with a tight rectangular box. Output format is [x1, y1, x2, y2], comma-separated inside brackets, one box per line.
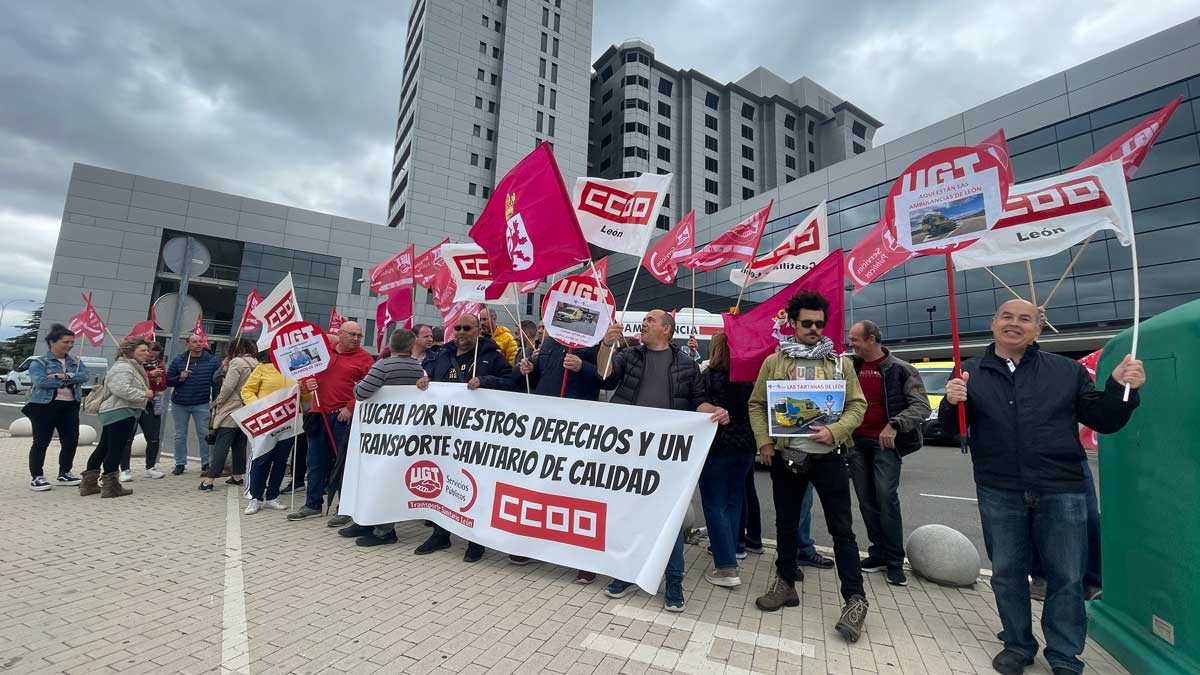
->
[572, 173, 672, 256]
[232, 384, 302, 460]
[270, 321, 332, 382]
[730, 201, 829, 287]
[951, 161, 1133, 270]
[765, 380, 847, 438]
[251, 273, 303, 350]
[339, 383, 719, 593]
[441, 243, 519, 305]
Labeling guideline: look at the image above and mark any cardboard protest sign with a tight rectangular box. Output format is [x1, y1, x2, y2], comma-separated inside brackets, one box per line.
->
[338, 383, 719, 592]
[765, 380, 846, 437]
[541, 275, 614, 349]
[270, 321, 332, 382]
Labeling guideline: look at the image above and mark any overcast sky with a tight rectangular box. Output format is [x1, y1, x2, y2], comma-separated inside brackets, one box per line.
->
[0, 1, 1195, 338]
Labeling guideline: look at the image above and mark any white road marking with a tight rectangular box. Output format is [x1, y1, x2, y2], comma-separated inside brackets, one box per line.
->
[580, 603, 814, 674]
[221, 487, 251, 674]
[920, 493, 978, 502]
[0, 402, 26, 407]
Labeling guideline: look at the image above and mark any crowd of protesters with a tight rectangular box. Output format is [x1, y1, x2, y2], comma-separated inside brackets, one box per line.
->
[22, 292, 1144, 664]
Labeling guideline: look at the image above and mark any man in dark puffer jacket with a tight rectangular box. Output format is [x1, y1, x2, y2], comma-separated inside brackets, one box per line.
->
[940, 299, 1144, 675]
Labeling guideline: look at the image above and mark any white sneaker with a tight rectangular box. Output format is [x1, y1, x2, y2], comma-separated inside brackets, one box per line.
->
[262, 499, 288, 510]
[119, 470, 133, 483]
[244, 499, 261, 515]
[143, 467, 166, 479]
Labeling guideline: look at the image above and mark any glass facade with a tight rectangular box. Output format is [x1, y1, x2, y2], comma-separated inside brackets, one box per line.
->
[236, 243, 343, 333]
[618, 75, 1200, 348]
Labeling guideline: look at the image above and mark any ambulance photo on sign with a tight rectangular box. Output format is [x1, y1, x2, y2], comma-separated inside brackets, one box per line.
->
[765, 380, 847, 437]
[893, 165, 1004, 254]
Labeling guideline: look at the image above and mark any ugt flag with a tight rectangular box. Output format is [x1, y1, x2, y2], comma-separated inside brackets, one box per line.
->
[375, 291, 414, 351]
[369, 244, 416, 294]
[125, 308, 157, 342]
[572, 173, 672, 256]
[1074, 96, 1182, 179]
[192, 312, 210, 350]
[68, 292, 108, 347]
[240, 288, 262, 332]
[232, 384, 303, 460]
[643, 210, 695, 285]
[469, 142, 590, 300]
[251, 274, 302, 350]
[730, 201, 828, 287]
[722, 250, 845, 382]
[414, 238, 451, 289]
[328, 308, 347, 334]
[684, 201, 772, 272]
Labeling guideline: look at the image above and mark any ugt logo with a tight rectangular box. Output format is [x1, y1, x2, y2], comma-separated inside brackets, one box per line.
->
[406, 460, 443, 499]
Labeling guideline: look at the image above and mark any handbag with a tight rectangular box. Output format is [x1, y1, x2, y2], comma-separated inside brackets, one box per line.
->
[82, 383, 107, 415]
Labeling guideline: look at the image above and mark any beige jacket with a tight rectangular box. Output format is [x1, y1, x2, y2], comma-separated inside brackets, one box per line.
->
[97, 357, 150, 416]
[212, 356, 257, 428]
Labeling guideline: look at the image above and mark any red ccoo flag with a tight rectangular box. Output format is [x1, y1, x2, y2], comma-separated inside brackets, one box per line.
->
[469, 142, 590, 300]
[722, 250, 844, 382]
[684, 200, 772, 271]
[68, 292, 108, 347]
[369, 244, 416, 294]
[643, 210, 695, 285]
[414, 238, 450, 289]
[125, 307, 157, 342]
[1074, 96, 1182, 179]
[328, 308, 346, 333]
[240, 288, 262, 332]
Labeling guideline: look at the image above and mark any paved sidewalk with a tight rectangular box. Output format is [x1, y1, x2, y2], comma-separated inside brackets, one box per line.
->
[0, 435, 1127, 674]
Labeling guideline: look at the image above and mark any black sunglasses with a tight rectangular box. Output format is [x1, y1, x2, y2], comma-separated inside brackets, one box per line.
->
[453, 325, 474, 332]
[797, 320, 826, 329]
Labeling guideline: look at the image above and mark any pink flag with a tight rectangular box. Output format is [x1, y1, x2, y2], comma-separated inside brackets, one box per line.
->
[684, 201, 772, 271]
[643, 210, 695, 285]
[469, 143, 590, 300]
[591, 256, 610, 285]
[240, 288, 262, 332]
[369, 244, 416, 294]
[722, 250, 845, 382]
[415, 238, 451, 289]
[1077, 349, 1103, 450]
[1073, 97, 1182, 179]
[374, 291, 413, 351]
[430, 265, 479, 335]
[192, 312, 210, 350]
[125, 307, 156, 342]
[67, 293, 107, 347]
[328, 308, 346, 333]
[519, 278, 541, 294]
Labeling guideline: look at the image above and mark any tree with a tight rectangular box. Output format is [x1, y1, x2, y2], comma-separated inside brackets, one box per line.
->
[4, 305, 42, 362]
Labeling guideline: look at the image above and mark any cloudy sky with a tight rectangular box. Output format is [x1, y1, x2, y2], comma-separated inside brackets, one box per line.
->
[0, 1, 1195, 337]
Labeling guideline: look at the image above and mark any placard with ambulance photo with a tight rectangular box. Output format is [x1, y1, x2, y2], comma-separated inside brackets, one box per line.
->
[541, 291, 611, 348]
[766, 380, 846, 438]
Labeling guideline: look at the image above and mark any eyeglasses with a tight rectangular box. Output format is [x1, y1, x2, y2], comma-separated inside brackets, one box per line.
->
[797, 320, 826, 329]
[343, 332, 364, 338]
[453, 325, 474, 332]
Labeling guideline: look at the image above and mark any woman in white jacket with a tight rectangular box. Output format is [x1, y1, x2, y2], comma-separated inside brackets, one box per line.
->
[80, 339, 153, 498]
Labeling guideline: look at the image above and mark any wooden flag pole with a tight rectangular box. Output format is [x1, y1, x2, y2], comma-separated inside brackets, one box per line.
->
[471, 306, 482, 380]
[732, 267, 752, 314]
[1041, 236, 1093, 309]
[983, 266, 1058, 333]
[510, 291, 531, 394]
[1025, 260, 1038, 306]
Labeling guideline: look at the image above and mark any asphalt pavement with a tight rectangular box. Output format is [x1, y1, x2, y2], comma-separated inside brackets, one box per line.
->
[1, 391, 1100, 564]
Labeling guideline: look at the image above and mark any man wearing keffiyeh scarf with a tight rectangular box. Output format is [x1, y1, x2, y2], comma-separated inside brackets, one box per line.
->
[747, 290, 871, 644]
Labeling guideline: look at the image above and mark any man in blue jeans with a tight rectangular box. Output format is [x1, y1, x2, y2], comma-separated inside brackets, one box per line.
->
[165, 334, 220, 475]
[1030, 461, 1102, 601]
[941, 300, 1144, 675]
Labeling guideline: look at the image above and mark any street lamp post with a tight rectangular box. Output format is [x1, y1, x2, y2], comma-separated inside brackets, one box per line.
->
[0, 299, 39, 334]
[926, 305, 937, 335]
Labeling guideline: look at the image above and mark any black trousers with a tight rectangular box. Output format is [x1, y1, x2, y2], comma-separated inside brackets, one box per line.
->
[121, 402, 161, 471]
[88, 417, 139, 474]
[27, 400, 81, 478]
[207, 427, 247, 479]
[771, 451, 866, 601]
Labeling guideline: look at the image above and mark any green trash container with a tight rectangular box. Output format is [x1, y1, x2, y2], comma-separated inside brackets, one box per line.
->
[1089, 299, 1200, 674]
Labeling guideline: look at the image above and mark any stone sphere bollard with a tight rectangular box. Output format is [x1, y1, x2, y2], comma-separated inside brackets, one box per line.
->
[131, 434, 147, 457]
[8, 417, 33, 437]
[77, 425, 98, 446]
[906, 524, 981, 587]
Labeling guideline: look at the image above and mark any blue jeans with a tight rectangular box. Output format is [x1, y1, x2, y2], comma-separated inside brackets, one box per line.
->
[848, 437, 905, 568]
[249, 438, 295, 501]
[614, 528, 685, 588]
[1031, 461, 1101, 589]
[171, 402, 210, 467]
[699, 452, 755, 569]
[797, 483, 816, 557]
[304, 413, 350, 511]
[977, 485, 1088, 673]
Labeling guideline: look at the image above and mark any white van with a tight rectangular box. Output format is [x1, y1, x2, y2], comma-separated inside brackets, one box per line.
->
[4, 356, 109, 396]
[615, 308, 725, 360]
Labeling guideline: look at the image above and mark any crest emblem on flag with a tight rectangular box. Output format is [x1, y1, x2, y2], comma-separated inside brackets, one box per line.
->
[505, 193, 534, 272]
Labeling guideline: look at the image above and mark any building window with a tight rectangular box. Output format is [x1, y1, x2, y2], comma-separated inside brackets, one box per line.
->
[624, 121, 648, 134]
[473, 124, 481, 137]
[785, 135, 795, 150]
[658, 79, 673, 96]
[704, 136, 718, 151]
[468, 183, 477, 196]
[599, 158, 611, 171]
[352, 267, 364, 295]
[741, 103, 754, 120]
[705, 201, 719, 215]
[742, 166, 755, 181]
[601, 89, 612, 103]
[852, 121, 867, 138]
[785, 155, 796, 169]
[705, 156, 718, 172]
[853, 142, 866, 154]
[475, 96, 483, 109]
[486, 128, 494, 140]
[484, 157, 492, 169]
[625, 52, 638, 63]
[549, 89, 556, 109]
[539, 58, 546, 78]
[621, 171, 637, 178]
[601, 111, 612, 125]
[482, 14, 489, 26]
[658, 101, 671, 117]
[553, 11, 560, 31]
[657, 123, 670, 140]
[487, 101, 495, 113]
[470, 153, 479, 166]
[550, 63, 558, 82]
[741, 124, 754, 141]
[705, 92, 719, 110]
[548, 115, 555, 137]
[807, 120, 815, 134]
[537, 112, 544, 132]
[784, 115, 796, 130]
[741, 145, 754, 161]
[786, 174, 795, 183]
[662, 194, 670, 208]
[542, 7, 549, 26]
[491, 73, 498, 85]
[705, 114, 718, 131]
[538, 85, 545, 105]
[477, 68, 485, 81]
[809, 160, 816, 172]
[495, 21, 502, 32]
[743, 187, 755, 199]
[552, 38, 559, 57]
[540, 32, 547, 52]
[623, 98, 648, 111]
[601, 134, 612, 148]
[623, 147, 649, 159]
[482, 186, 491, 198]
[705, 179, 718, 195]
[808, 140, 815, 153]
[467, 212, 475, 225]
[479, 41, 487, 54]
[657, 214, 670, 230]
[492, 46, 499, 58]
[657, 145, 670, 161]
[601, 65, 613, 82]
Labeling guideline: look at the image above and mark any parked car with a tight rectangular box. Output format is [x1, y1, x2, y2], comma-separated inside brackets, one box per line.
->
[4, 356, 109, 396]
[913, 360, 956, 445]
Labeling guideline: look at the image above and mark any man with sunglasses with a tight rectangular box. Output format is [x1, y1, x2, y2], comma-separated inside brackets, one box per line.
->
[748, 291, 870, 643]
[287, 322, 375, 524]
[414, 312, 514, 562]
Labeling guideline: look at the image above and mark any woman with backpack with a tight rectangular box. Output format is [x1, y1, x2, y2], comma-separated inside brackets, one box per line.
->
[79, 338, 154, 498]
[198, 338, 257, 492]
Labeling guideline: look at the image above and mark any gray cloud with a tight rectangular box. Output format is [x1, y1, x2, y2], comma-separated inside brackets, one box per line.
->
[0, 0, 1194, 337]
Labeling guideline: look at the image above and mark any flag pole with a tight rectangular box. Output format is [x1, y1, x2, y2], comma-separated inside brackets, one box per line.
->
[984, 266, 1058, 333]
[1041, 236, 1093, 308]
[690, 267, 696, 334]
[732, 266, 752, 314]
[945, 254, 969, 454]
[471, 306, 482, 379]
[1025, 260, 1038, 306]
[510, 289, 530, 394]
[1123, 236, 1140, 402]
[290, 386, 301, 513]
